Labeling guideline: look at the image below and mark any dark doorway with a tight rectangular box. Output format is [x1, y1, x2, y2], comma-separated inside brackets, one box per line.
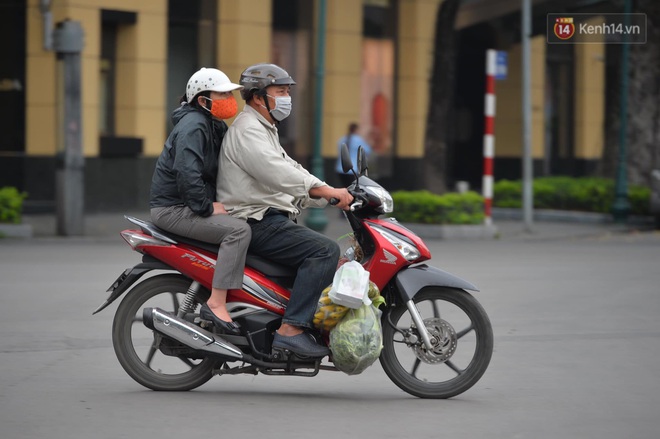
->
[0, 0, 26, 187]
[166, 0, 217, 133]
[451, 23, 496, 192]
[545, 43, 575, 176]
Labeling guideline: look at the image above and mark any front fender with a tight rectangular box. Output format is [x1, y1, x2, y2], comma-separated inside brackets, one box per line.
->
[393, 264, 479, 301]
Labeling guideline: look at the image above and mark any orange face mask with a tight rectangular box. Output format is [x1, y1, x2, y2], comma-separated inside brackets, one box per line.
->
[202, 95, 238, 120]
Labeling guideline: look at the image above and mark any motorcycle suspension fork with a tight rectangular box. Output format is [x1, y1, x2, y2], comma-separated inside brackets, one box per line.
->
[383, 298, 437, 352]
[178, 281, 203, 318]
[406, 300, 435, 351]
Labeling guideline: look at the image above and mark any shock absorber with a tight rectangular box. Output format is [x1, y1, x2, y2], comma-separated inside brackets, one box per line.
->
[178, 281, 202, 317]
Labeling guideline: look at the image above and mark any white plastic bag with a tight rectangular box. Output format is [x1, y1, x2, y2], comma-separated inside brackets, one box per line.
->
[328, 260, 371, 309]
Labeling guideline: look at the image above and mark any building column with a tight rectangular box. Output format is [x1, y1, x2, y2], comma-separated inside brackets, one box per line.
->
[320, 0, 363, 160]
[217, 0, 273, 111]
[574, 19, 605, 171]
[493, 35, 546, 174]
[114, 3, 168, 156]
[395, 0, 442, 160]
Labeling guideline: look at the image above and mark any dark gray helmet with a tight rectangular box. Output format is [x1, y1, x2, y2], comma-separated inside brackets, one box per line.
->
[239, 63, 296, 101]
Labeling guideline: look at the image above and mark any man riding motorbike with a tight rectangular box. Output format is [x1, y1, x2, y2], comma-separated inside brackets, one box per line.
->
[216, 63, 353, 358]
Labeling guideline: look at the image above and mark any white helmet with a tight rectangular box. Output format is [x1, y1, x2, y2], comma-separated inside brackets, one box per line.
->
[185, 67, 243, 103]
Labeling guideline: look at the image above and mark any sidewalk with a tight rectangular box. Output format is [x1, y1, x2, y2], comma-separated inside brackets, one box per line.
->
[19, 207, 653, 242]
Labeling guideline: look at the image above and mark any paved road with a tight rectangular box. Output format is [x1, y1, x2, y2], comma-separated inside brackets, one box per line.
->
[1, 218, 659, 439]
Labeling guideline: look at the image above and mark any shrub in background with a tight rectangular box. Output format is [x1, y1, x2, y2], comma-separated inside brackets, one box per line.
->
[0, 187, 28, 224]
[493, 177, 650, 216]
[390, 190, 485, 225]
[628, 185, 651, 215]
[491, 179, 521, 208]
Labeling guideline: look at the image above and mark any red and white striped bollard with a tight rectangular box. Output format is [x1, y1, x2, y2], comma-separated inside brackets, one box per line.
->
[483, 49, 497, 226]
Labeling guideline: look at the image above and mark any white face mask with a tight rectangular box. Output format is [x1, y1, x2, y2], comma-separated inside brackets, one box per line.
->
[264, 95, 292, 121]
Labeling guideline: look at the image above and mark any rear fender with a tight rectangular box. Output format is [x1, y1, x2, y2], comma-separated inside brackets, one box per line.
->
[92, 261, 173, 315]
[393, 264, 479, 302]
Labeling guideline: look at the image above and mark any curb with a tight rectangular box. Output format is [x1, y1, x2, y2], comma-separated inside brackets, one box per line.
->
[0, 223, 34, 239]
[492, 207, 655, 226]
[401, 222, 499, 240]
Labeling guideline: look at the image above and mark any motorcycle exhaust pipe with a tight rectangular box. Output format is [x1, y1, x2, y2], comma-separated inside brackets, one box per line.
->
[143, 307, 244, 361]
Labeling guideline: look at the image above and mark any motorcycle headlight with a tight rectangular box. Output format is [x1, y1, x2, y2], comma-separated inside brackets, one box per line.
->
[372, 226, 420, 262]
[366, 186, 394, 213]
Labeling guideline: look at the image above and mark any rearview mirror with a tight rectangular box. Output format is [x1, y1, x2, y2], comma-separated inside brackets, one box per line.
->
[357, 146, 368, 176]
[340, 143, 353, 174]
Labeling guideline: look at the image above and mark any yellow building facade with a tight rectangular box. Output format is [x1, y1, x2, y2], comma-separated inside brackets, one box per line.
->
[1, 0, 606, 212]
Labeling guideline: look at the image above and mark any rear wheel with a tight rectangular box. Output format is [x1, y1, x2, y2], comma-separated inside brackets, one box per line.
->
[380, 287, 493, 399]
[112, 274, 217, 391]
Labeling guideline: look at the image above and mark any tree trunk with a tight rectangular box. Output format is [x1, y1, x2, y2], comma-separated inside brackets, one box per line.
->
[627, 0, 660, 186]
[600, 42, 620, 179]
[424, 0, 460, 194]
[600, 0, 660, 187]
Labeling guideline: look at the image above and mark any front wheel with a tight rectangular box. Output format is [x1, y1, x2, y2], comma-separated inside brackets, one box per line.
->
[380, 287, 493, 399]
[112, 274, 217, 391]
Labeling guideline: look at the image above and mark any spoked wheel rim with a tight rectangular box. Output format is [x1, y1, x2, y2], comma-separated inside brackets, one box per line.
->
[380, 287, 493, 399]
[112, 274, 217, 391]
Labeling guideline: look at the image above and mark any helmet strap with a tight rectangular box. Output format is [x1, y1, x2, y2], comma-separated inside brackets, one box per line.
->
[258, 90, 278, 124]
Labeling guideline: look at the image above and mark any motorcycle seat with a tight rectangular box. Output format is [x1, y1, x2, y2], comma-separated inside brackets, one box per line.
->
[125, 216, 297, 278]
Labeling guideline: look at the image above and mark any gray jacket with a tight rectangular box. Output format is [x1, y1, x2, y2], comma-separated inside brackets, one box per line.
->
[217, 105, 326, 221]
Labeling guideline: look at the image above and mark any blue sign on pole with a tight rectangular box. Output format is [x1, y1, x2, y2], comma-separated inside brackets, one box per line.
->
[495, 51, 508, 80]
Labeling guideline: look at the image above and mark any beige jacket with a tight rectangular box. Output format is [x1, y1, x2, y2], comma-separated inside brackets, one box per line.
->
[217, 105, 327, 221]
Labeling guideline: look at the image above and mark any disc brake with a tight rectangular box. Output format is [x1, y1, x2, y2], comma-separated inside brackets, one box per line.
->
[408, 318, 457, 364]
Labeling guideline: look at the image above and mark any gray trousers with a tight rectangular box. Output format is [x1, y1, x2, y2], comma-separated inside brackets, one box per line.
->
[151, 206, 251, 290]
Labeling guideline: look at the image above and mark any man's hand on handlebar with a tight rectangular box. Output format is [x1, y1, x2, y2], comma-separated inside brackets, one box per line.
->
[326, 187, 354, 210]
[310, 186, 354, 210]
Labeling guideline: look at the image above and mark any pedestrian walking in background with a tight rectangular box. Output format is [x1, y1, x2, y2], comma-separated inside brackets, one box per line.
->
[335, 122, 372, 187]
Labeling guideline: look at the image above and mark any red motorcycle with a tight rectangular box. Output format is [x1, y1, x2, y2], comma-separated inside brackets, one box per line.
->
[95, 147, 493, 399]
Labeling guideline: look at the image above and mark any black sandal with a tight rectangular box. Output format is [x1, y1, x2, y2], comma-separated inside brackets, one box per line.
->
[199, 303, 241, 335]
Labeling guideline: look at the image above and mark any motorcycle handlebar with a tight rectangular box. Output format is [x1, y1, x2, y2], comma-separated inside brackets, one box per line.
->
[330, 191, 365, 211]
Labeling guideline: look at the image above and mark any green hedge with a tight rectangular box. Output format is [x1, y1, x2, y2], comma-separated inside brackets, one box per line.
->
[390, 190, 485, 225]
[0, 187, 28, 224]
[493, 176, 651, 216]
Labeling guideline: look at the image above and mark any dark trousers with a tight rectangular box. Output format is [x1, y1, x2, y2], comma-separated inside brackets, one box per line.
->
[248, 211, 340, 329]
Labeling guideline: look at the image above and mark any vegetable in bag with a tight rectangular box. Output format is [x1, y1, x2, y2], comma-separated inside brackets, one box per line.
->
[313, 286, 350, 333]
[313, 280, 381, 333]
[329, 296, 385, 375]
